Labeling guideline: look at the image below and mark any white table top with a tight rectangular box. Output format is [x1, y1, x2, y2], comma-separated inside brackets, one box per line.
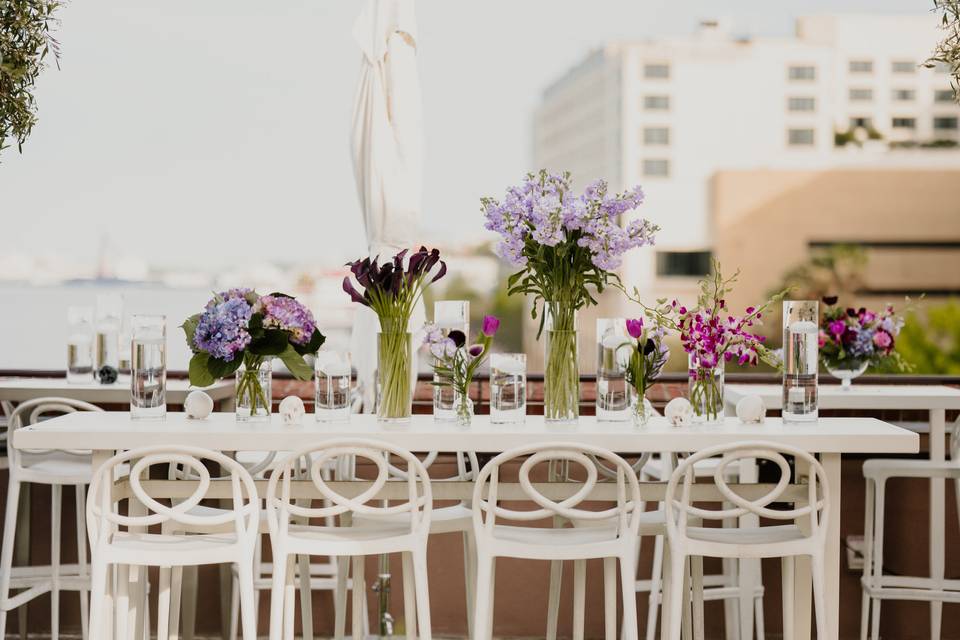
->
[725, 383, 960, 411]
[13, 412, 919, 455]
[0, 377, 234, 403]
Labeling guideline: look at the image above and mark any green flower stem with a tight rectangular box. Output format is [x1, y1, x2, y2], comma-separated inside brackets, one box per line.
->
[378, 332, 411, 420]
[237, 354, 269, 417]
[544, 303, 578, 421]
[689, 369, 723, 422]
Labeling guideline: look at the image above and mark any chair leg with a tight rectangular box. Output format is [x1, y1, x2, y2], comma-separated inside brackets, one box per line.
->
[51, 484, 62, 640]
[0, 478, 22, 640]
[473, 552, 494, 640]
[399, 552, 415, 640]
[463, 530, 477, 639]
[859, 592, 870, 640]
[620, 552, 639, 640]
[298, 552, 314, 640]
[681, 558, 692, 640]
[646, 534, 665, 640]
[691, 556, 704, 640]
[810, 553, 828, 640]
[412, 547, 432, 640]
[546, 559, 563, 640]
[604, 557, 617, 640]
[169, 566, 183, 640]
[870, 596, 881, 640]
[753, 594, 765, 640]
[664, 548, 685, 640]
[181, 564, 198, 640]
[573, 559, 586, 640]
[781, 557, 794, 640]
[283, 555, 297, 640]
[237, 558, 258, 640]
[157, 567, 172, 640]
[334, 556, 349, 640]
[74, 485, 89, 640]
[352, 556, 366, 640]
[229, 574, 241, 640]
[88, 559, 109, 640]
[268, 550, 288, 640]
[115, 564, 130, 640]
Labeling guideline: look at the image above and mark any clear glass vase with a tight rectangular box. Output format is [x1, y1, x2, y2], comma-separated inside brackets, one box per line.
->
[432, 300, 469, 421]
[315, 350, 352, 422]
[455, 390, 474, 427]
[544, 302, 579, 424]
[825, 359, 868, 390]
[490, 353, 527, 424]
[130, 314, 167, 420]
[782, 300, 819, 423]
[688, 354, 724, 425]
[631, 395, 655, 427]
[596, 318, 631, 421]
[66, 305, 95, 384]
[236, 357, 272, 422]
[377, 331, 413, 423]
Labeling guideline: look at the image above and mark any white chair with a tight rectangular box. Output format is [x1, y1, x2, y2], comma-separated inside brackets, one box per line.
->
[860, 417, 960, 640]
[85, 445, 261, 640]
[0, 397, 102, 640]
[472, 442, 646, 640]
[265, 439, 434, 640]
[663, 442, 830, 640]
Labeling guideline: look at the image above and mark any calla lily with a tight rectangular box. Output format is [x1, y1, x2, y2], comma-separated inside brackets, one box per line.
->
[447, 330, 467, 348]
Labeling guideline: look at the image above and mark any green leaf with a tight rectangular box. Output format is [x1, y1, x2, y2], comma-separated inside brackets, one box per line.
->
[188, 353, 216, 387]
[278, 344, 313, 381]
[248, 313, 265, 339]
[248, 329, 288, 356]
[293, 329, 326, 355]
[207, 354, 242, 379]
[180, 314, 201, 353]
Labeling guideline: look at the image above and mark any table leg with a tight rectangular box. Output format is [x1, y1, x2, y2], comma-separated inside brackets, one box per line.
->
[792, 458, 813, 640]
[91, 450, 114, 640]
[822, 453, 841, 640]
[928, 408, 945, 640]
[14, 484, 30, 640]
[737, 458, 759, 640]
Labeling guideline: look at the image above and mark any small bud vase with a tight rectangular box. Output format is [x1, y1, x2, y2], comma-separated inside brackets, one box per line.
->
[688, 354, 724, 425]
[236, 357, 272, 422]
[631, 395, 655, 427]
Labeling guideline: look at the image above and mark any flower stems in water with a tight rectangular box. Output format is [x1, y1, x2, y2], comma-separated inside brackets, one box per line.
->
[378, 332, 411, 420]
[237, 354, 270, 418]
[544, 303, 578, 422]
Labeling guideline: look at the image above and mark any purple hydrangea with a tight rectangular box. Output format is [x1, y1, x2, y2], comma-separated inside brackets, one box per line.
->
[193, 297, 253, 361]
[254, 295, 317, 346]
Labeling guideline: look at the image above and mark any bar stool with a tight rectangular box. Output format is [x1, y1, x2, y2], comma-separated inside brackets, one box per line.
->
[86, 445, 260, 640]
[860, 417, 960, 640]
[0, 397, 102, 640]
[663, 442, 830, 640]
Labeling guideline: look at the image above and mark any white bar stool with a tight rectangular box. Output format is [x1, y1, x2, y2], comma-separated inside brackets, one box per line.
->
[0, 397, 102, 640]
[663, 442, 830, 640]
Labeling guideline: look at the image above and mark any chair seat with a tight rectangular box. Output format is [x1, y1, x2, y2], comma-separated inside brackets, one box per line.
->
[288, 523, 411, 542]
[493, 523, 620, 546]
[644, 456, 738, 481]
[863, 458, 960, 480]
[687, 524, 805, 545]
[353, 503, 472, 534]
[110, 531, 239, 552]
[19, 452, 93, 483]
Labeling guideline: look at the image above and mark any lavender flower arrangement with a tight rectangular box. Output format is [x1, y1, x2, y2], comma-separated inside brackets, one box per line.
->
[342, 246, 447, 421]
[182, 289, 324, 417]
[424, 315, 500, 425]
[819, 297, 909, 382]
[482, 170, 658, 422]
[622, 318, 669, 425]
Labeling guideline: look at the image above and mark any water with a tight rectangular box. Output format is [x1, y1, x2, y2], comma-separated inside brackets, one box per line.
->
[95, 323, 120, 371]
[490, 355, 526, 424]
[131, 338, 166, 419]
[782, 319, 818, 423]
[596, 334, 631, 421]
[316, 362, 351, 422]
[117, 333, 132, 380]
[66, 335, 94, 383]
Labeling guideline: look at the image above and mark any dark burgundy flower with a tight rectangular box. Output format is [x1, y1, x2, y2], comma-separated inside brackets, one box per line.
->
[342, 277, 368, 306]
[822, 295, 838, 306]
[448, 330, 466, 348]
[468, 344, 484, 358]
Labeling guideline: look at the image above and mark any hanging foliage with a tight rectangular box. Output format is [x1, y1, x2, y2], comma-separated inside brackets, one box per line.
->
[0, 0, 62, 158]
[927, 0, 960, 103]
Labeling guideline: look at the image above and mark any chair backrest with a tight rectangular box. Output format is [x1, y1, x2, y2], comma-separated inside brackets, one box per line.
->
[665, 441, 829, 545]
[87, 445, 260, 549]
[265, 439, 432, 539]
[8, 397, 104, 469]
[472, 442, 643, 538]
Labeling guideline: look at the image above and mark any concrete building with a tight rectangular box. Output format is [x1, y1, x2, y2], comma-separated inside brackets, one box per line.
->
[532, 15, 960, 312]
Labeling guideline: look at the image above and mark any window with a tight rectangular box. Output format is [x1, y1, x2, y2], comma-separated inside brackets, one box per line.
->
[892, 117, 916, 129]
[849, 60, 873, 73]
[848, 88, 873, 101]
[642, 159, 670, 177]
[643, 63, 670, 79]
[787, 128, 815, 145]
[643, 95, 670, 110]
[656, 251, 712, 277]
[934, 116, 959, 130]
[892, 89, 915, 102]
[850, 117, 873, 129]
[642, 127, 670, 145]
[935, 89, 956, 103]
[787, 96, 816, 112]
[891, 60, 916, 74]
[788, 65, 816, 81]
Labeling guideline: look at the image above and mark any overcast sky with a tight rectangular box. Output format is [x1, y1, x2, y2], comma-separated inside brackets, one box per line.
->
[0, 0, 927, 270]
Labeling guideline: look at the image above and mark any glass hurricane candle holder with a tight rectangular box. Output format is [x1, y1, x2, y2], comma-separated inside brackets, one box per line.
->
[490, 353, 526, 424]
[544, 302, 579, 424]
[596, 318, 632, 421]
[315, 350, 352, 422]
[130, 314, 166, 420]
[94, 293, 123, 373]
[66, 306, 95, 384]
[782, 300, 819, 422]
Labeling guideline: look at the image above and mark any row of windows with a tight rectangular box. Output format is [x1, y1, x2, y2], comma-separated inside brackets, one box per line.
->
[849, 116, 959, 130]
[848, 87, 956, 102]
[849, 59, 920, 74]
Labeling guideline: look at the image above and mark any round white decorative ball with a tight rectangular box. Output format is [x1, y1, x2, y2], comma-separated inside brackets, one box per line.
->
[279, 395, 305, 425]
[665, 397, 693, 427]
[184, 390, 213, 420]
[736, 395, 766, 424]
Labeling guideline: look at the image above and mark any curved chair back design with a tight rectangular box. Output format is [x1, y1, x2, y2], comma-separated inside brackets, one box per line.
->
[665, 441, 829, 547]
[266, 439, 433, 540]
[86, 445, 260, 549]
[472, 442, 643, 536]
[8, 397, 103, 468]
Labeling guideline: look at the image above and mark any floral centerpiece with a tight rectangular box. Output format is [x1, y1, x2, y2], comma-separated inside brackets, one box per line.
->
[342, 246, 447, 422]
[819, 297, 908, 387]
[622, 318, 669, 426]
[182, 289, 324, 421]
[482, 170, 658, 422]
[424, 315, 499, 425]
[644, 265, 781, 424]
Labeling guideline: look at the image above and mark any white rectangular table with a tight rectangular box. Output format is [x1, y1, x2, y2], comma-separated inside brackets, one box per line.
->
[725, 382, 960, 637]
[0, 377, 236, 409]
[14, 412, 917, 640]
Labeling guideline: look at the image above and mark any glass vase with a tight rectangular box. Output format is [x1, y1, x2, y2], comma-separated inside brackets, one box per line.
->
[432, 300, 469, 421]
[782, 300, 819, 423]
[631, 395, 655, 427]
[455, 390, 474, 427]
[596, 318, 631, 421]
[825, 359, 868, 390]
[130, 314, 167, 420]
[236, 357, 272, 422]
[66, 306, 95, 384]
[377, 331, 413, 423]
[688, 354, 724, 425]
[544, 302, 579, 424]
[315, 350, 352, 422]
[491, 353, 527, 424]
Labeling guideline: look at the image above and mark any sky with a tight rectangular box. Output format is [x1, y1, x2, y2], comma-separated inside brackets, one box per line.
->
[0, 0, 928, 270]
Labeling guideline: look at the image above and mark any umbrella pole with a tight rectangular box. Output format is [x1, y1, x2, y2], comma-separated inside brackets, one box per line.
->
[373, 553, 394, 637]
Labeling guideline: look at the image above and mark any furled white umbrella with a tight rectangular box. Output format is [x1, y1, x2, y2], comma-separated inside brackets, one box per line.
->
[350, 0, 425, 413]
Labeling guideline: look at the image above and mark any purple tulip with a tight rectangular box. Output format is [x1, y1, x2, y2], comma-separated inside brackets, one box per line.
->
[481, 315, 500, 336]
[625, 318, 643, 339]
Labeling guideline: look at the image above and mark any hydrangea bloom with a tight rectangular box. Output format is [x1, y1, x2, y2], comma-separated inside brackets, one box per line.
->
[254, 295, 317, 346]
[193, 297, 253, 362]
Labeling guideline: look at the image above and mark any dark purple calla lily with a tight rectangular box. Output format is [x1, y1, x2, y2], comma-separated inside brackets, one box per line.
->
[448, 330, 467, 348]
[468, 344, 484, 358]
[342, 277, 368, 306]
